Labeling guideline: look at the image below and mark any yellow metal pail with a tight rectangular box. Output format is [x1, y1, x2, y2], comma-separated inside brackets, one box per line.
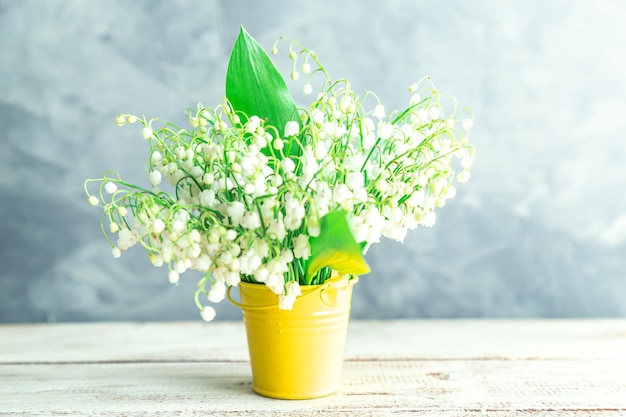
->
[230, 275, 357, 399]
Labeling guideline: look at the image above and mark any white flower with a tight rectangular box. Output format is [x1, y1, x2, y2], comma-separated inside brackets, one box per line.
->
[174, 260, 187, 274]
[360, 206, 385, 244]
[150, 253, 164, 267]
[109, 222, 119, 233]
[293, 234, 310, 259]
[307, 216, 320, 237]
[339, 95, 352, 113]
[208, 282, 227, 303]
[227, 201, 245, 225]
[373, 104, 385, 119]
[279, 294, 297, 310]
[408, 130, 425, 147]
[462, 118, 474, 131]
[420, 211, 437, 227]
[111, 247, 121, 258]
[272, 137, 284, 150]
[302, 62, 311, 74]
[280, 249, 294, 263]
[254, 133, 268, 149]
[284, 121, 299, 137]
[313, 140, 328, 160]
[200, 190, 216, 208]
[241, 211, 261, 230]
[382, 221, 408, 242]
[115, 114, 127, 126]
[201, 173, 214, 186]
[194, 254, 211, 272]
[378, 123, 393, 140]
[332, 184, 353, 208]
[246, 116, 261, 133]
[303, 84, 312, 95]
[457, 170, 471, 183]
[290, 70, 300, 80]
[284, 215, 303, 231]
[310, 108, 324, 124]
[284, 197, 305, 230]
[344, 155, 364, 172]
[214, 120, 228, 132]
[315, 182, 332, 202]
[225, 271, 240, 287]
[168, 270, 180, 284]
[260, 198, 277, 223]
[323, 121, 337, 137]
[239, 251, 261, 275]
[251, 238, 269, 259]
[345, 172, 364, 190]
[201, 306, 216, 322]
[350, 215, 368, 243]
[267, 256, 288, 276]
[362, 132, 376, 149]
[400, 123, 413, 139]
[286, 280, 302, 297]
[301, 161, 318, 178]
[416, 108, 428, 123]
[406, 188, 424, 207]
[190, 166, 203, 179]
[267, 219, 286, 241]
[166, 162, 177, 175]
[218, 251, 233, 266]
[88, 196, 99, 206]
[117, 228, 139, 250]
[149, 170, 162, 186]
[461, 155, 474, 169]
[104, 182, 117, 194]
[171, 219, 184, 234]
[280, 157, 295, 174]
[254, 266, 269, 283]
[150, 151, 162, 164]
[362, 117, 375, 133]
[278, 281, 302, 310]
[352, 187, 368, 204]
[152, 218, 165, 234]
[142, 126, 153, 139]
[175, 146, 186, 160]
[266, 275, 283, 295]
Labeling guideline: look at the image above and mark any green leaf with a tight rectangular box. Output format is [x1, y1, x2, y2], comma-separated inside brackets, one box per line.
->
[226, 27, 299, 141]
[306, 210, 371, 282]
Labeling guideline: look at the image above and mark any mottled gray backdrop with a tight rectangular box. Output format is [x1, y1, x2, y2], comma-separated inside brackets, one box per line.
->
[1, 0, 625, 322]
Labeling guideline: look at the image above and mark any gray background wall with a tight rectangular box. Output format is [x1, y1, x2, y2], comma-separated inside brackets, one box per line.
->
[1, 0, 625, 322]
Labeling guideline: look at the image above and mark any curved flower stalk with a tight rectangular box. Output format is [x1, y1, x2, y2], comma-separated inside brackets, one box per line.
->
[84, 27, 475, 320]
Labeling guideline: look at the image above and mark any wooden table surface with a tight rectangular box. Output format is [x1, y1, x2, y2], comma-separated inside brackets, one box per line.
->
[1, 320, 625, 416]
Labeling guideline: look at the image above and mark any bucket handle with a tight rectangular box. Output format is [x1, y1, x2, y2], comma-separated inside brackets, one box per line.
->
[227, 275, 359, 310]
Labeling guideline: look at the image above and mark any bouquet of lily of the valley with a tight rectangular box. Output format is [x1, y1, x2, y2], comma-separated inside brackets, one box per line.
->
[85, 27, 475, 321]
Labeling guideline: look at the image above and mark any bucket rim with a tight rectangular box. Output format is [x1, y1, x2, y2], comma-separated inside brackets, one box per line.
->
[227, 274, 359, 310]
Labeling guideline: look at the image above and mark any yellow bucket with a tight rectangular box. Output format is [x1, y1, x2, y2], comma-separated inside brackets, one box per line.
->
[229, 274, 357, 399]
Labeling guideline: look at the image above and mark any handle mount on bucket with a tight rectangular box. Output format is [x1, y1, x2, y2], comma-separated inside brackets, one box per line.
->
[227, 275, 359, 310]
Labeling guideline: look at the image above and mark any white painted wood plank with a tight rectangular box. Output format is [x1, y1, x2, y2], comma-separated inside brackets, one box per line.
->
[0, 321, 249, 363]
[1, 360, 625, 416]
[1, 320, 625, 363]
[347, 319, 626, 361]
